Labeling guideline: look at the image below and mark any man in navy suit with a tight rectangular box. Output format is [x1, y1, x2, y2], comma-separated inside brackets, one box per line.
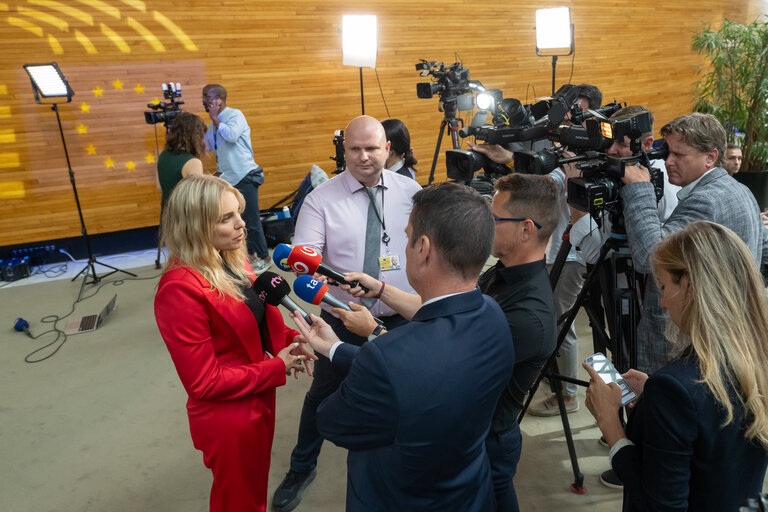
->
[291, 182, 515, 511]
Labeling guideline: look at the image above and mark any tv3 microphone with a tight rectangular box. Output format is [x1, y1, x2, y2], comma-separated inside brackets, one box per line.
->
[252, 271, 313, 325]
[272, 243, 368, 292]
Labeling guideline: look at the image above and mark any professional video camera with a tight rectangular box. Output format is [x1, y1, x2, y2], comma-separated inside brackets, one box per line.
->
[416, 60, 479, 113]
[560, 111, 668, 221]
[144, 82, 184, 129]
[570, 101, 625, 126]
[445, 84, 582, 181]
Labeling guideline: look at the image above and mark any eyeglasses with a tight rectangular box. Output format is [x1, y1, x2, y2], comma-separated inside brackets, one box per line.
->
[494, 217, 542, 230]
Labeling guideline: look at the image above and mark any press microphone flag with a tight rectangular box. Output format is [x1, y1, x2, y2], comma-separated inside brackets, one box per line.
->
[279, 244, 367, 291]
[293, 275, 352, 311]
[252, 271, 313, 324]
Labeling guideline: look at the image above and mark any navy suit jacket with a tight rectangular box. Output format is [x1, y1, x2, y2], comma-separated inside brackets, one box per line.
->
[613, 353, 768, 511]
[317, 288, 515, 512]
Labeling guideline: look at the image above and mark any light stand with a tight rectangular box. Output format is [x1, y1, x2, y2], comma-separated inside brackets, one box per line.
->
[535, 7, 574, 95]
[24, 63, 135, 301]
[343, 15, 377, 115]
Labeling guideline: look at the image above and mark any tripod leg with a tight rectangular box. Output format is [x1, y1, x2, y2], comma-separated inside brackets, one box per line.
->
[550, 359, 586, 494]
[428, 120, 448, 185]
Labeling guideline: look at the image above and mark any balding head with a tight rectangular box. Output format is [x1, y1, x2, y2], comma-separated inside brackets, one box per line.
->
[343, 116, 390, 187]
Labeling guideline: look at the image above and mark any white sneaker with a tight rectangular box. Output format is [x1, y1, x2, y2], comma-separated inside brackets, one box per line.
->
[252, 256, 273, 274]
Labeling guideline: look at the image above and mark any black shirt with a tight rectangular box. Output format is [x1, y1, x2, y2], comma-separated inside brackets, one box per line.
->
[478, 259, 557, 432]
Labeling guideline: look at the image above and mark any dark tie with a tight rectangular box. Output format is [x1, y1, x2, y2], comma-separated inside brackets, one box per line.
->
[362, 186, 380, 308]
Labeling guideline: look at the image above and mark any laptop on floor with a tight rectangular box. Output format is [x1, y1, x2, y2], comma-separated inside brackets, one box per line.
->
[64, 294, 117, 335]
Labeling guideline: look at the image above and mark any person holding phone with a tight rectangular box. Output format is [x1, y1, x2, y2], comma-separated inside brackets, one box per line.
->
[582, 221, 768, 511]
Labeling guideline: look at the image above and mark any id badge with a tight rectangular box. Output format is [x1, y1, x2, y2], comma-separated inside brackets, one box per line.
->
[378, 255, 401, 271]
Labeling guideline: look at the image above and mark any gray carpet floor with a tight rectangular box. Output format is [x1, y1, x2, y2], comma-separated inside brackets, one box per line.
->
[0, 253, 761, 511]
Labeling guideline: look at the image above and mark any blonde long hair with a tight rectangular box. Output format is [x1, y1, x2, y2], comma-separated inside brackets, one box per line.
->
[651, 221, 768, 450]
[160, 175, 249, 300]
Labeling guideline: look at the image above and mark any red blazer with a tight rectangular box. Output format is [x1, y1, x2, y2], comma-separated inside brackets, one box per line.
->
[155, 264, 299, 403]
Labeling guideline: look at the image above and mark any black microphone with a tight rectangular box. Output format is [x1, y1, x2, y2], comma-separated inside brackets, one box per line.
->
[253, 271, 313, 325]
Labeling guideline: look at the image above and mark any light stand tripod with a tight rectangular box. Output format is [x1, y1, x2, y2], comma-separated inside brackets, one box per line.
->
[518, 209, 642, 493]
[427, 99, 463, 184]
[24, 63, 135, 302]
[51, 103, 136, 300]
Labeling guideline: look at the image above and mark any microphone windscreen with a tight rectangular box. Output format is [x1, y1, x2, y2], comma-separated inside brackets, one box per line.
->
[14, 318, 29, 332]
[272, 243, 294, 271]
[252, 271, 291, 306]
[287, 245, 322, 275]
[293, 275, 328, 306]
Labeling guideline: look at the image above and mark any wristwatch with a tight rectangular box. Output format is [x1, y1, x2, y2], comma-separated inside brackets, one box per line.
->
[367, 323, 385, 341]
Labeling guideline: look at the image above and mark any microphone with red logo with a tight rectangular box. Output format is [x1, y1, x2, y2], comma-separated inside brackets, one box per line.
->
[293, 275, 352, 311]
[273, 243, 368, 292]
[252, 271, 313, 324]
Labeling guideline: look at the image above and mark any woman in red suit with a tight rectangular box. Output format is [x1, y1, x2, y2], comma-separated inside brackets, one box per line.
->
[154, 175, 314, 511]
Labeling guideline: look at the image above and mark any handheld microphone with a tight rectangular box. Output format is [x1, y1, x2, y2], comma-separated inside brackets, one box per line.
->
[272, 243, 294, 271]
[293, 275, 352, 311]
[283, 245, 368, 292]
[14, 318, 32, 338]
[252, 271, 313, 325]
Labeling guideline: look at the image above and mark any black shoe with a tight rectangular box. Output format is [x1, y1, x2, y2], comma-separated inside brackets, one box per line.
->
[272, 468, 317, 511]
[599, 468, 623, 489]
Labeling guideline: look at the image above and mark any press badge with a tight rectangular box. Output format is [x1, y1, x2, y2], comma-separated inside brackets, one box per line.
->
[379, 255, 401, 271]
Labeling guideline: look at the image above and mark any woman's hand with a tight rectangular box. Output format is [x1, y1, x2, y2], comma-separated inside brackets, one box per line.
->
[582, 362, 627, 447]
[621, 369, 649, 407]
[277, 343, 312, 379]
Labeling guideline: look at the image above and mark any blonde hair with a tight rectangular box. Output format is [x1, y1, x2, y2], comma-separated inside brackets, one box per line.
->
[160, 175, 250, 300]
[651, 221, 768, 450]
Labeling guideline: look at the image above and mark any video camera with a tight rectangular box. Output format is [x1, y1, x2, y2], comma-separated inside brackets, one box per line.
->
[144, 82, 184, 129]
[416, 60, 479, 114]
[330, 130, 345, 175]
[445, 84, 582, 181]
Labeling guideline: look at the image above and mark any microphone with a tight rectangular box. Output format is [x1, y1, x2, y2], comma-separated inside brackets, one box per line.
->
[14, 318, 32, 338]
[272, 243, 294, 271]
[252, 271, 313, 325]
[282, 245, 368, 292]
[293, 275, 352, 311]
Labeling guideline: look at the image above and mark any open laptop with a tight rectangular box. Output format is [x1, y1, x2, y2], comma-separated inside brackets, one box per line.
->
[64, 294, 117, 335]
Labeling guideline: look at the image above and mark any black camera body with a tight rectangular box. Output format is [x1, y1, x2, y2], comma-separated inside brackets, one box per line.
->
[144, 82, 184, 129]
[330, 130, 345, 174]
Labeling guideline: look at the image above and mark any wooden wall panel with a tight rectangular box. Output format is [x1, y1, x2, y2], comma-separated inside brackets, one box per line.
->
[0, 0, 763, 246]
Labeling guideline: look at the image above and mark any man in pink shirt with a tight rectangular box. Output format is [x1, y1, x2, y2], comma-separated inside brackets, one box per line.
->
[273, 116, 422, 511]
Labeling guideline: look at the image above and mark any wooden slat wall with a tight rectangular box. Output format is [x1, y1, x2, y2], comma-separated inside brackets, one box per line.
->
[0, 0, 762, 247]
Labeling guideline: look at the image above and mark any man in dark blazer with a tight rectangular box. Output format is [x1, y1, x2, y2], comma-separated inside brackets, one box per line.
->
[620, 112, 768, 373]
[291, 182, 515, 512]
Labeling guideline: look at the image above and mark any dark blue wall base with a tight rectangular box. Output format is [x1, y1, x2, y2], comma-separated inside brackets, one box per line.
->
[1, 226, 160, 267]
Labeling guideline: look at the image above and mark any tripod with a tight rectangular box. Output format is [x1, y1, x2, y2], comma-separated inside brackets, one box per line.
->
[518, 209, 641, 493]
[427, 100, 463, 184]
[50, 103, 136, 300]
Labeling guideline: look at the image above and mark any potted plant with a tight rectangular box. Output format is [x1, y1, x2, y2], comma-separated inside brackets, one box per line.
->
[692, 17, 768, 171]
[692, 17, 768, 207]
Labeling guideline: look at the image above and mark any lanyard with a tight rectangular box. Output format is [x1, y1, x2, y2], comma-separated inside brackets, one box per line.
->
[365, 185, 391, 246]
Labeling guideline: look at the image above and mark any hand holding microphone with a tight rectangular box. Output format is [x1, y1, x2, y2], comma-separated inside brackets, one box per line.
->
[272, 243, 368, 292]
[293, 275, 351, 311]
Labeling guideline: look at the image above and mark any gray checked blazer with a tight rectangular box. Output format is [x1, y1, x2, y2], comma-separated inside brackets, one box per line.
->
[620, 167, 768, 373]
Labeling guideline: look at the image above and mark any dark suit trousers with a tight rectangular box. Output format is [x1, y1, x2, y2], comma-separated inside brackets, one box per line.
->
[234, 170, 269, 259]
[486, 425, 523, 512]
[289, 309, 407, 472]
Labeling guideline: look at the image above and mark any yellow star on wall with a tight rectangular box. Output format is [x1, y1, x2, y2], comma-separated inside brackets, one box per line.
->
[144, 154, 155, 163]
[113, 79, 123, 90]
[80, 102, 90, 113]
[134, 84, 145, 94]
[93, 86, 103, 97]
[76, 124, 87, 134]
[86, 144, 96, 155]
[105, 157, 114, 168]
[125, 161, 136, 171]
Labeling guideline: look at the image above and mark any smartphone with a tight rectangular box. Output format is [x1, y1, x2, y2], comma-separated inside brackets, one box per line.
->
[584, 352, 637, 406]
